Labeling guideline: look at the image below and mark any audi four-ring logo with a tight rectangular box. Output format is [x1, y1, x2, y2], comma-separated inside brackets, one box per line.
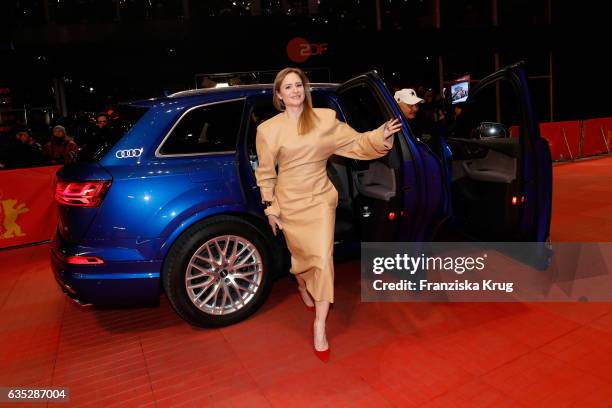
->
[115, 148, 144, 159]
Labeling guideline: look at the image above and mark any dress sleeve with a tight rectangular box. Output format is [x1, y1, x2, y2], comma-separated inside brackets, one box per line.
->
[254, 125, 281, 217]
[332, 119, 394, 160]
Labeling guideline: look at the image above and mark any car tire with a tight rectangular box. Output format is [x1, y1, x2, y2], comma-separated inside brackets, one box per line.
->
[162, 215, 273, 327]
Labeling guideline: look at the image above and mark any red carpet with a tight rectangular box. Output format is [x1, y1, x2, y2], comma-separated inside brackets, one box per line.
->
[1, 156, 612, 407]
[551, 156, 612, 241]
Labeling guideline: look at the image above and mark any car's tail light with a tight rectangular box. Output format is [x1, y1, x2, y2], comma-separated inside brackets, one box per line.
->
[55, 181, 111, 207]
[52, 248, 105, 265]
[66, 255, 105, 265]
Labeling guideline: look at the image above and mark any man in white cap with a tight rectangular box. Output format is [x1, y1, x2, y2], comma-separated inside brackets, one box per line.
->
[394, 88, 424, 120]
[394, 88, 441, 155]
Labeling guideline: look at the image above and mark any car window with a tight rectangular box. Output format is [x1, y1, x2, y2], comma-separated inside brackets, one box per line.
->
[78, 105, 149, 163]
[159, 99, 245, 155]
[312, 93, 338, 111]
[450, 78, 521, 140]
[334, 82, 405, 167]
[336, 83, 386, 132]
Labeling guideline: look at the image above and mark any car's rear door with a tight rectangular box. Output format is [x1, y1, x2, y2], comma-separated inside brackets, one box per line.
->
[334, 71, 447, 242]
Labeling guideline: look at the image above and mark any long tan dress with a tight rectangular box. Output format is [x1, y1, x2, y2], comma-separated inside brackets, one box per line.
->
[255, 108, 393, 303]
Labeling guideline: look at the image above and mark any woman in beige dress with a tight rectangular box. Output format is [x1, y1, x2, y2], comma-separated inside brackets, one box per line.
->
[255, 68, 401, 361]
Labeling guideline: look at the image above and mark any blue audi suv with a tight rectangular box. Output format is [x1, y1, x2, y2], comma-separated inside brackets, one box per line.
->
[52, 65, 552, 327]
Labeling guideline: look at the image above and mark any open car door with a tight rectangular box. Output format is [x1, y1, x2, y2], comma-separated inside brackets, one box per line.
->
[445, 62, 552, 243]
[332, 71, 447, 243]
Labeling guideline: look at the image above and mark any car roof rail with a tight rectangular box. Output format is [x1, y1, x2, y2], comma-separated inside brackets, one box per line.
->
[169, 82, 339, 98]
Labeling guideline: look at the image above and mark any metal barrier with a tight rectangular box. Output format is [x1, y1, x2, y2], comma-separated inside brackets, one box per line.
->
[581, 118, 612, 158]
[537, 117, 612, 162]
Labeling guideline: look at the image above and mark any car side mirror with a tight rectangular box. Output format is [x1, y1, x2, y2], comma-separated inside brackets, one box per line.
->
[476, 122, 508, 139]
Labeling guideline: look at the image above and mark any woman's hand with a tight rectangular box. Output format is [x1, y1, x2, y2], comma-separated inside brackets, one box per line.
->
[383, 118, 402, 139]
[382, 118, 402, 148]
[267, 214, 283, 236]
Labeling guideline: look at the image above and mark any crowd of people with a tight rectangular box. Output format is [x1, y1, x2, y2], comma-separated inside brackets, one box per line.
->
[0, 112, 112, 170]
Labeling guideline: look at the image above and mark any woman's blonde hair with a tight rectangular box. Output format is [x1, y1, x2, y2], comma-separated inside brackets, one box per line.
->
[272, 67, 317, 135]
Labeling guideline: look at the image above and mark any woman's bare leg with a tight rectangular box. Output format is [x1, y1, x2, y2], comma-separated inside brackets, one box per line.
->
[296, 275, 315, 307]
[314, 300, 330, 351]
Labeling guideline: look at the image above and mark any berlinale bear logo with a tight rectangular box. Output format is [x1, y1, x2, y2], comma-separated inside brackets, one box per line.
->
[0, 199, 29, 239]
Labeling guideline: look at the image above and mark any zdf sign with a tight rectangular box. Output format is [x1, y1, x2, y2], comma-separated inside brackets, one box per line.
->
[287, 37, 329, 63]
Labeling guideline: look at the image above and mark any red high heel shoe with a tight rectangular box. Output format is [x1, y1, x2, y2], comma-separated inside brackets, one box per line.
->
[311, 325, 330, 363]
